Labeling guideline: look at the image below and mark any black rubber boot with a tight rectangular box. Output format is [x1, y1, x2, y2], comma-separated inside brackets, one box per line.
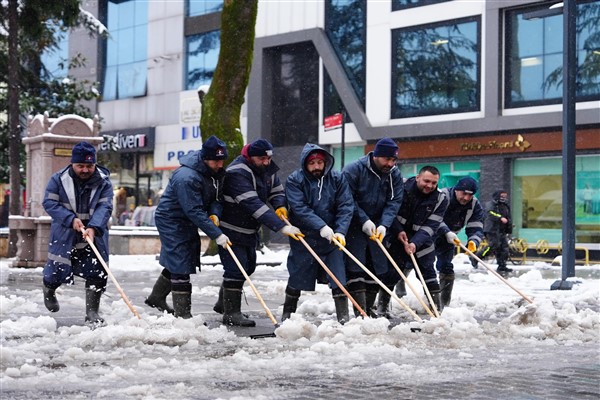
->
[395, 269, 410, 298]
[332, 288, 349, 324]
[85, 288, 105, 326]
[497, 265, 513, 273]
[43, 284, 60, 312]
[172, 290, 193, 319]
[223, 287, 256, 327]
[365, 288, 379, 318]
[350, 289, 366, 318]
[145, 274, 174, 314]
[213, 284, 224, 314]
[376, 288, 392, 319]
[426, 282, 443, 314]
[439, 273, 455, 307]
[281, 286, 301, 322]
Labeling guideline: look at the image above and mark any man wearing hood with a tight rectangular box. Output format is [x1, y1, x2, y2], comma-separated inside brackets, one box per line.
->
[41, 141, 113, 326]
[342, 138, 404, 317]
[477, 189, 513, 274]
[282, 144, 354, 324]
[149, 135, 232, 318]
[215, 139, 303, 327]
[434, 176, 484, 307]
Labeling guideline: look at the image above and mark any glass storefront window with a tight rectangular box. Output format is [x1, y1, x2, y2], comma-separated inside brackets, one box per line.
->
[185, 30, 220, 90]
[103, 0, 148, 100]
[392, 0, 450, 11]
[513, 156, 600, 244]
[391, 17, 481, 118]
[187, 0, 223, 17]
[505, 1, 600, 107]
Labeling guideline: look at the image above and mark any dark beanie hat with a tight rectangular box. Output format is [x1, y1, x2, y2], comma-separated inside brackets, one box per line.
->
[247, 139, 274, 157]
[373, 137, 398, 158]
[71, 141, 96, 164]
[201, 135, 228, 160]
[455, 176, 478, 194]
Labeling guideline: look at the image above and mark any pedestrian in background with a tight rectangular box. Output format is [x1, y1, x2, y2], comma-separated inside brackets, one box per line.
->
[216, 139, 303, 327]
[150, 135, 231, 318]
[282, 144, 354, 324]
[476, 189, 513, 274]
[42, 141, 113, 326]
[434, 176, 484, 307]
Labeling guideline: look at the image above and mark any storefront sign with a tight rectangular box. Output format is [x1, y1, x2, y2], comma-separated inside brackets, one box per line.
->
[154, 124, 203, 170]
[460, 134, 531, 152]
[99, 128, 155, 153]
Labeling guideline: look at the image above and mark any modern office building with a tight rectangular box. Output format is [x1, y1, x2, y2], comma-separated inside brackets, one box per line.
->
[56, 0, 598, 247]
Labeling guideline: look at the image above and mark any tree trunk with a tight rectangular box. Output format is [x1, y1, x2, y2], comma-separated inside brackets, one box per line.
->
[200, 0, 257, 159]
[7, 0, 21, 257]
[200, 0, 258, 256]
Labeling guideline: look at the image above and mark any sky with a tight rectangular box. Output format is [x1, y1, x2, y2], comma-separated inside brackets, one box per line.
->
[1, 248, 599, 399]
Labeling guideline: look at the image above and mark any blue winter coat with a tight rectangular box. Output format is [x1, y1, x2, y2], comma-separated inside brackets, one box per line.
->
[437, 186, 484, 246]
[155, 151, 224, 275]
[219, 151, 286, 247]
[483, 190, 513, 235]
[42, 165, 113, 284]
[392, 176, 448, 254]
[342, 153, 404, 274]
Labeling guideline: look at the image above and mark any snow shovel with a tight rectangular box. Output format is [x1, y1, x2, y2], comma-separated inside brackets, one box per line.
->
[455, 240, 533, 304]
[281, 217, 367, 318]
[331, 236, 422, 323]
[373, 238, 436, 318]
[80, 228, 140, 319]
[399, 238, 440, 318]
[225, 244, 279, 338]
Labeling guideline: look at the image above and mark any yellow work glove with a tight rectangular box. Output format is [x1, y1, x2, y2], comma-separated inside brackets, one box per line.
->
[370, 225, 386, 242]
[209, 215, 219, 226]
[467, 240, 477, 252]
[280, 225, 304, 241]
[275, 207, 288, 221]
[333, 233, 346, 247]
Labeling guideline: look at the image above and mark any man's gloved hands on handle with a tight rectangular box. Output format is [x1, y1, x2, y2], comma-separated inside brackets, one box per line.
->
[215, 234, 231, 248]
[319, 225, 334, 242]
[361, 220, 376, 237]
[371, 225, 386, 241]
[280, 225, 304, 241]
[445, 231, 458, 244]
[275, 207, 288, 221]
[333, 233, 346, 247]
[467, 240, 477, 252]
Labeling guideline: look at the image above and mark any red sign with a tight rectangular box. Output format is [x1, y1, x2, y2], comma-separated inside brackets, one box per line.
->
[324, 113, 343, 130]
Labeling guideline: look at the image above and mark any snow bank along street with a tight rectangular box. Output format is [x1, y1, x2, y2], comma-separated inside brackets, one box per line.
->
[1, 249, 599, 399]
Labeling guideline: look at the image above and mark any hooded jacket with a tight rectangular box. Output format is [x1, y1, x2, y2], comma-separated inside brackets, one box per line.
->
[155, 150, 224, 274]
[483, 190, 512, 234]
[219, 144, 286, 246]
[43, 164, 113, 283]
[286, 144, 353, 251]
[437, 186, 484, 246]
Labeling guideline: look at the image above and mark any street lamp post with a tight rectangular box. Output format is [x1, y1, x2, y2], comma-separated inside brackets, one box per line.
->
[552, 0, 577, 290]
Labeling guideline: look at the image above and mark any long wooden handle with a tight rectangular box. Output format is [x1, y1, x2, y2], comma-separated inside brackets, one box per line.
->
[80, 228, 140, 319]
[225, 244, 279, 326]
[332, 237, 422, 322]
[457, 241, 533, 304]
[281, 217, 367, 317]
[407, 252, 440, 318]
[374, 239, 435, 318]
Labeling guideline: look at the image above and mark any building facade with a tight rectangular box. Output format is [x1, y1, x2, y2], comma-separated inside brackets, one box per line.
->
[61, 0, 599, 247]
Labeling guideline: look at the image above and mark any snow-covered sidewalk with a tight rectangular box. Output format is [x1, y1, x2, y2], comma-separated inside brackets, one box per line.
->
[1, 249, 599, 399]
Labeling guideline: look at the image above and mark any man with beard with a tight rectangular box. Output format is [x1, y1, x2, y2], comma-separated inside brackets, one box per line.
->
[41, 141, 114, 326]
[149, 135, 232, 318]
[215, 139, 303, 327]
[378, 165, 448, 316]
[434, 176, 484, 308]
[281, 144, 354, 324]
[342, 138, 404, 317]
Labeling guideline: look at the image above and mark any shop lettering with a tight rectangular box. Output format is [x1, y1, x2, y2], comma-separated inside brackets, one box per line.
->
[460, 135, 531, 152]
[100, 133, 147, 151]
[181, 126, 201, 140]
[167, 150, 194, 161]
